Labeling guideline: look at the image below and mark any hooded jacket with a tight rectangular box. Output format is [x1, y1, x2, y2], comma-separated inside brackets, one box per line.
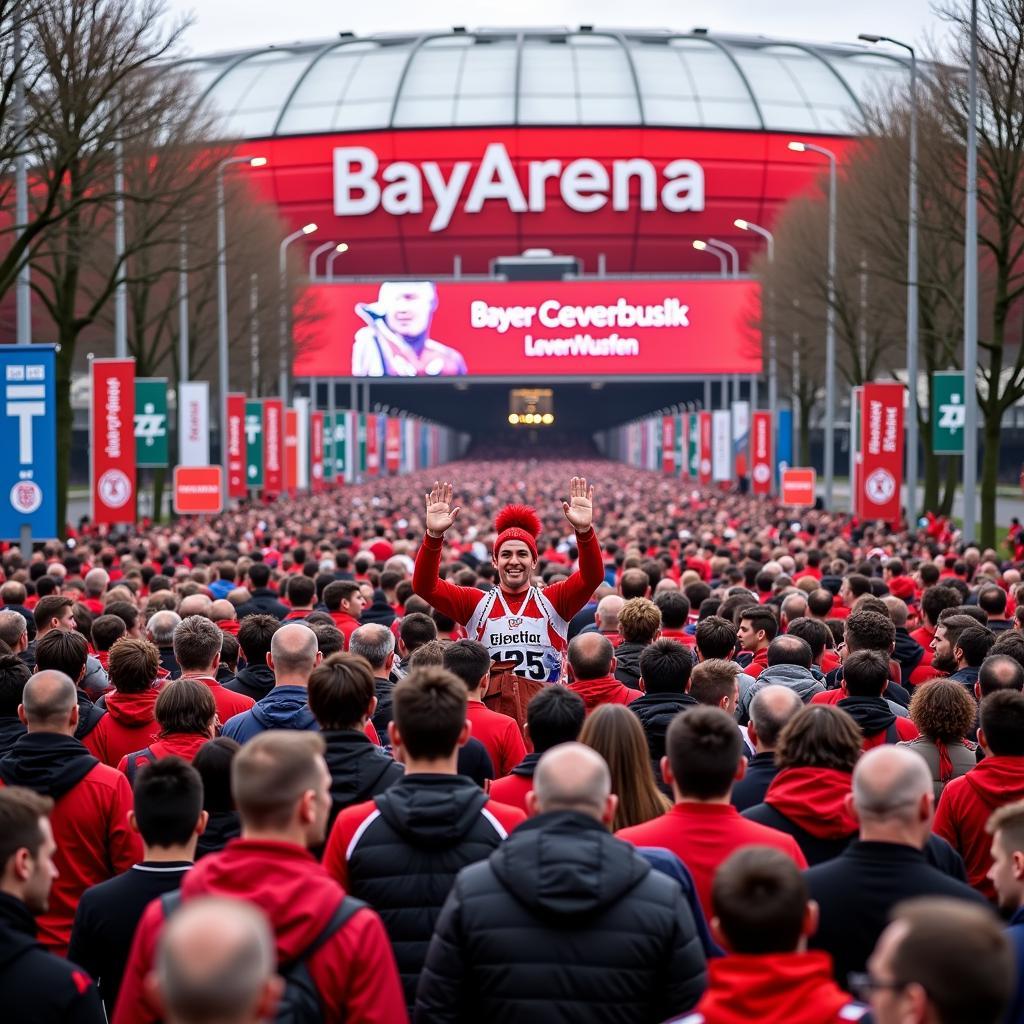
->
[568, 675, 641, 715]
[82, 688, 159, 767]
[743, 768, 858, 866]
[488, 752, 541, 813]
[682, 950, 868, 1024]
[933, 755, 1024, 900]
[738, 663, 825, 724]
[233, 587, 289, 620]
[324, 774, 525, 1010]
[321, 728, 405, 832]
[194, 809, 241, 859]
[0, 892, 105, 1024]
[221, 685, 316, 743]
[0, 732, 140, 954]
[837, 696, 919, 748]
[0, 716, 25, 757]
[222, 662, 275, 702]
[893, 627, 925, 682]
[613, 641, 647, 690]
[74, 690, 105, 743]
[361, 591, 397, 628]
[414, 810, 707, 1023]
[899, 736, 978, 799]
[112, 839, 406, 1024]
[117, 732, 210, 777]
[629, 691, 699, 792]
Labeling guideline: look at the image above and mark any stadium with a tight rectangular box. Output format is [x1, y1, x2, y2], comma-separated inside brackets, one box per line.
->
[177, 27, 908, 439]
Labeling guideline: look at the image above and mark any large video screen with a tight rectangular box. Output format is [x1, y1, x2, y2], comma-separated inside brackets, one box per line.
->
[293, 278, 761, 379]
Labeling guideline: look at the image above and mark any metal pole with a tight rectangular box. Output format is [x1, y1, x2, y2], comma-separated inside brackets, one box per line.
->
[278, 224, 317, 402]
[708, 238, 740, 276]
[859, 256, 868, 379]
[703, 380, 711, 409]
[250, 274, 259, 395]
[308, 241, 336, 281]
[216, 166, 230, 505]
[695, 243, 728, 276]
[793, 339, 801, 464]
[14, 23, 30, 345]
[963, 0, 979, 540]
[906, 48, 920, 524]
[751, 374, 759, 410]
[824, 154, 838, 508]
[114, 143, 127, 358]
[178, 226, 189, 382]
[310, 378, 318, 412]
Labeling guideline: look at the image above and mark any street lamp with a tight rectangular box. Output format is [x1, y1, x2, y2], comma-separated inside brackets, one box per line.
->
[308, 240, 339, 280]
[693, 239, 728, 276]
[327, 243, 350, 280]
[216, 155, 267, 505]
[707, 237, 740, 276]
[859, 33, 919, 524]
[788, 139, 838, 508]
[278, 222, 318, 401]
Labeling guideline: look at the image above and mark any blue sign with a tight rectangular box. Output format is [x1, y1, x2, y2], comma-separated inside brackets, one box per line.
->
[776, 409, 793, 483]
[0, 345, 58, 539]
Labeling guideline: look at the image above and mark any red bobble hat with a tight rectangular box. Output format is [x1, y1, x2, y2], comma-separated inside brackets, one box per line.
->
[494, 505, 542, 560]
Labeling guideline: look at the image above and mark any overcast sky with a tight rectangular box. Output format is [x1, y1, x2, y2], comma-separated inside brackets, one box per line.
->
[164, 0, 952, 58]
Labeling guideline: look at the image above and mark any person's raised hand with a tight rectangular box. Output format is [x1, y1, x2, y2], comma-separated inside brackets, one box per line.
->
[424, 481, 461, 538]
[561, 476, 594, 532]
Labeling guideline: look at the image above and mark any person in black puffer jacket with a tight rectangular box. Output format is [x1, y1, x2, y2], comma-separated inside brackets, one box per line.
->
[613, 598, 662, 691]
[222, 614, 280, 702]
[307, 654, 405, 833]
[414, 743, 707, 1024]
[191, 737, 242, 860]
[628, 639, 698, 793]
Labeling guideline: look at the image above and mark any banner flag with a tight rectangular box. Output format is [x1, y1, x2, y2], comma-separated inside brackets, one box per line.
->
[858, 382, 905, 524]
[661, 415, 675, 475]
[711, 410, 731, 482]
[698, 412, 713, 485]
[731, 400, 750, 481]
[178, 381, 209, 467]
[226, 394, 246, 498]
[293, 398, 310, 491]
[134, 379, 168, 468]
[385, 416, 402, 474]
[751, 411, 773, 495]
[91, 358, 136, 524]
[285, 408, 299, 494]
[262, 399, 284, 496]
[244, 400, 264, 489]
[311, 412, 325, 492]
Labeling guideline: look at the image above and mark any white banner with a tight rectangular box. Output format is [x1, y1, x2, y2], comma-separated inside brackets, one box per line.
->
[712, 409, 732, 481]
[294, 397, 310, 491]
[178, 381, 209, 467]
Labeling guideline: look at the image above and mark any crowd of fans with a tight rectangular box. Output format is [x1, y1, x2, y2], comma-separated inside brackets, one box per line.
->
[0, 457, 1023, 1022]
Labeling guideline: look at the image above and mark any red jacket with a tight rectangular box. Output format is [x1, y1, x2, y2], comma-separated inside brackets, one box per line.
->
[487, 766, 535, 814]
[660, 628, 695, 647]
[934, 755, 1024, 900]
[215, 618, 240, 636]
[744, 647, 769, 679]
[910, 624, 935, 650]
[82, 688, 160, 767]
[690, 951, 866, 1024]
[764, 767, 858, 840]
[180, 674, 254, 724]
[568, 675, 640, 715]
[0, 737, 141, 955]
[113, 838, 407, 1024]
[466, 700, 527, 778]
[330, 610, 362, 648]
[616, 802, 808, 918]
[117, 732, 210, 775]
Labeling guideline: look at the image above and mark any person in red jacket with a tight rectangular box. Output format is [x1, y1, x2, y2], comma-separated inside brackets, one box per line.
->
[737, 606, 777, 679]
[934, 689, 1024, 901]
[489, 685, 586, 813]
[679, 847, 868, 1024]
[413, 478, 603, 682]
[616, 705, 807, 919]
[0, 670, 140, 955]
[322, 580, 365, 649]
[171, 615, 254, 724]
[567, 632, 641, 715]
[83, 638, 160, 767]
[441, 639, 526, 776]
[113, 730, 406, 1024]
[837, 651, 918, 749]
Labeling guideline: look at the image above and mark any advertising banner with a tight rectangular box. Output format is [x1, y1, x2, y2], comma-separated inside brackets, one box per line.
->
[689, 413, 700, 479]
[731, 400, 749, 481]
[293, 279, 761, 379]
[134, 379, 168, 468]
[750, 411, 773, 495]
[776, 409, 793, 479]
[323, 412, 335, 482]
[365, 414, 378, 475]
[336, 413, 349, 481]
[284, 409, 299, 494]
[226, 394, 246, 498]
[781, 468, 816, 507]
[0, 344, 58, 539]
[293, 398, 310, 492]
[91, 358, 136, 525]
[178, 381, 209, 467]
[311, 412, 325, 492]
[262, 399, 284, 496]
[385, 416, 402, 474]
[244, 400, 264, 490]
[698, 412, 713, 485]
[173, 466, 223, 515]
[661, 415, 675, 475]
[403, 418, 415, 473]
[851, 386, 863, 516]
[858, 382, 905, 524]
[675, 414, 687, 478]
[711, 410, 731, 482]
[932, 371, 965, 454]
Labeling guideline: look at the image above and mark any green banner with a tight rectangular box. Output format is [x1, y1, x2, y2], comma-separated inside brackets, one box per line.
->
[932, 371, 965, 454]
[688, 412, 700, 477]
[134, 378, 168, 467]
[675, 414, 685, 476]
[334, 414, 347, 479]
[323, 413, 335, 481]
[245, 400, 264, 488]
[357, 413, 367, 474]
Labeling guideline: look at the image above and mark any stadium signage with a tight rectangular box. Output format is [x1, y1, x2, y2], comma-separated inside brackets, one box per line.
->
[334, 142, 706, 232]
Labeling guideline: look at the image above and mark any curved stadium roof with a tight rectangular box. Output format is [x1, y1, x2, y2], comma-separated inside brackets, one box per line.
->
[178, 27, 912, 141]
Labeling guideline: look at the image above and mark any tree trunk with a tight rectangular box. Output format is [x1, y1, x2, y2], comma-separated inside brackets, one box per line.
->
[55, 328, 76, 539]
[922, 441, 940, 513]
[799, 403, 813, 466]
[152, 467, 166, 522]
[940, 456, 958, 517]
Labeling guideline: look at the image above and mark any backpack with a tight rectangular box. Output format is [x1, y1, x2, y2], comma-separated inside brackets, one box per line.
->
[160, 890, 366, 1024]
[124, 746, 158, 786]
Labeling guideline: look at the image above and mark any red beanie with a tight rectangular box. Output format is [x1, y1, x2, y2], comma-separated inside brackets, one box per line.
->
[494, 504, 541, 560]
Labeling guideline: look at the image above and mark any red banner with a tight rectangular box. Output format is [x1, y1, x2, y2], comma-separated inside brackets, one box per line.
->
[263, 399, 284, 496]
[782, 468, 817, 507]
[311, 412, 325, 492]
[751, 411, 773, 496]
[365, 414, 379, 476]
[173, 466, 223, 515]
[858, 382, 904, 524]
[698, 412, 712, 485]
[226, 393, 246, 498]
[91, 358, 136, 524]
[661, 416, 675, 475]
[285, 409, 299, 494]
[385, 416, 401, 474]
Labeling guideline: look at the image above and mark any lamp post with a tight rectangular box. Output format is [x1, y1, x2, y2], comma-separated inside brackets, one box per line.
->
[308, 240, 338, 281]
[279, 222, 318, 401]
[859, 33, 919, 523]
[114, 142, 127, 358]
[735, 218, 776, 427]
[788, 140, 838, 508]
[693, 239, 728, 276]
[707, 237, 740, 276]
[178, 225, 189, 383]
[216, 155, 267, 505]
[13, 22, 29, 345]
[962, 0, 979, 540]
[327, 243, 350, 280]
